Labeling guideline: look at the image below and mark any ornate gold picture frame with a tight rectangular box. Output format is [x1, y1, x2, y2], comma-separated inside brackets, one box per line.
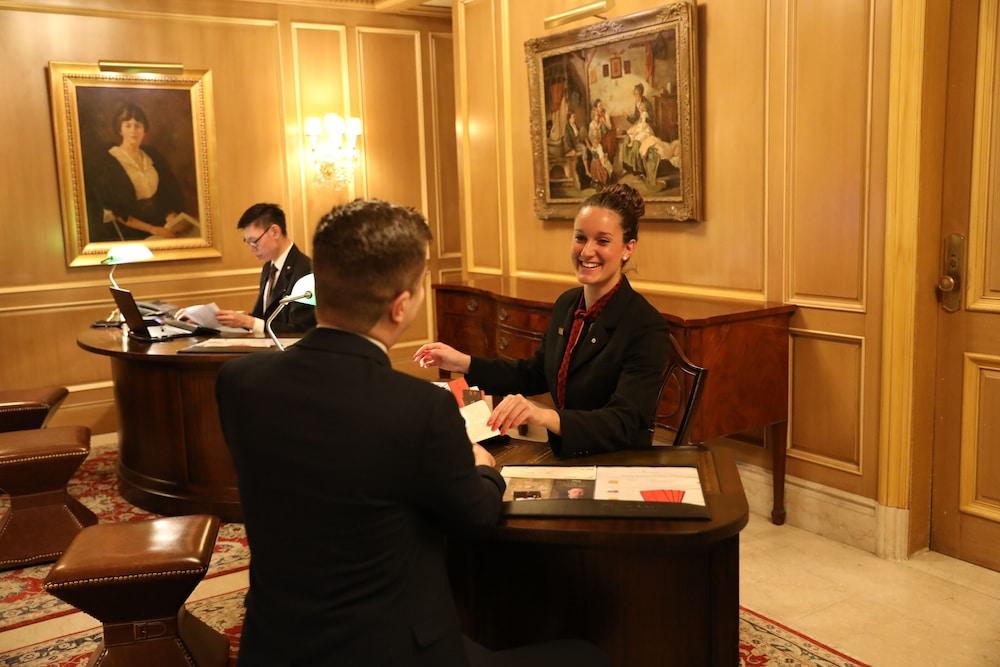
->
[48, 62, 221, 266]
[526, 3, 702, 221]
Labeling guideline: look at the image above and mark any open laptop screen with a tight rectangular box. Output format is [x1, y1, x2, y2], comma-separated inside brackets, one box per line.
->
[109, 287, 196, 341]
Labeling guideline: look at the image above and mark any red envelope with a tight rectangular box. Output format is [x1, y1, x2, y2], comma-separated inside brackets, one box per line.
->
[447, 377, 469, 407]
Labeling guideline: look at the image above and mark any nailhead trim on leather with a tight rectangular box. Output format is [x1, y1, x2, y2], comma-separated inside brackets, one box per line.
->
[45, 567, 209, 590]
[0, 451, 88, 465]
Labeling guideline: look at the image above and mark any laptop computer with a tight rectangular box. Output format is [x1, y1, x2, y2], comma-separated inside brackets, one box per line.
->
[110, 287, 217, 342]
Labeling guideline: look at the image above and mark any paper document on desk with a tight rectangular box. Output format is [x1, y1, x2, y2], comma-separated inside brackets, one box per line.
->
[177, 303, 247, 334]
[461, 399, 498, 443]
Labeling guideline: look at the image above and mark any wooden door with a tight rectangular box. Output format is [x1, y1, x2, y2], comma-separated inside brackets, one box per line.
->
[931, 0, 1000, 571]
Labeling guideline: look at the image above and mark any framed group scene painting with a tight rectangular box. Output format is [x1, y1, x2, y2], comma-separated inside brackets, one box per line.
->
[48, 62, 221, 266]
[526, 3, 702, 221]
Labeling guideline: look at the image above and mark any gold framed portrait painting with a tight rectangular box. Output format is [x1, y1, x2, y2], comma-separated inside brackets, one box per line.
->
[526, 3, 702, 221]
[48, 62, 221, 266]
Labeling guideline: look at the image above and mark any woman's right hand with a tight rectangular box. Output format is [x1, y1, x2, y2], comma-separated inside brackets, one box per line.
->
[413, 342, 471, 374]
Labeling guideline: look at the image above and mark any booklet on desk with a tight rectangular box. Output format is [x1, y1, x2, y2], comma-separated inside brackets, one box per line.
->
[178, 338, 300, 353]
[499, 465, 710, 519]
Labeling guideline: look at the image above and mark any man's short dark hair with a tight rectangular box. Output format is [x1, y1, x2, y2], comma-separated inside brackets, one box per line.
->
[237, 203, 286, 235]
[313, 199, 431, 329]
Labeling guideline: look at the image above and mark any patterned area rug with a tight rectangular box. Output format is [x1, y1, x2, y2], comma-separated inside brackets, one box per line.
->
[0, 442, 248, 632]
[0, 592, 869, 666]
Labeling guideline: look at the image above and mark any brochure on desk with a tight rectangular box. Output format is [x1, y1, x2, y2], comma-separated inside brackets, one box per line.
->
[500, 465, 710, 519]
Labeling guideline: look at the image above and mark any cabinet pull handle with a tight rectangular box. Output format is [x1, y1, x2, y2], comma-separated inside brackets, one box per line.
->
[498, 307, 508, 321]
[466, 298, 479, 312]
[498, 335, 509, 351]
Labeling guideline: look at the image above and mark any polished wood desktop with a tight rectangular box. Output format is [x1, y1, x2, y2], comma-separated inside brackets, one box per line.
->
[450, 440, 749, 666]
[77, 328, 244, 521]
[434, 274, 795, 523]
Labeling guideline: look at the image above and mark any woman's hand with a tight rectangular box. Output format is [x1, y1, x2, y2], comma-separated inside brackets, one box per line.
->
[413, 342, 471, 374]
[487, 394, 560, 437]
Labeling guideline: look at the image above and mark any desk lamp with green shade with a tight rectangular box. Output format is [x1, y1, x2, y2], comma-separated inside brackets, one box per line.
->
[266, 273, 316, 351]
[102, 243, 153, 290]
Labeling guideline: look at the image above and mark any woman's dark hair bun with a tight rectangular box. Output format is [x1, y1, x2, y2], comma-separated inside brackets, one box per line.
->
[582, 183, 645, 243]
[601, 183, 645, 221]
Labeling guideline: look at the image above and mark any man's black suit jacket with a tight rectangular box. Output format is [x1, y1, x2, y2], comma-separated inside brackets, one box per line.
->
[467, 276, 667, 457]
[250, 243, 316, 334]
[216, 327, 505, 666]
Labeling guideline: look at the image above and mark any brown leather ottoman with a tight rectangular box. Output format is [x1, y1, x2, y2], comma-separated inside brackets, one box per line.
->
[44, 515, 229, 667]
[0, 425, 97, 569]
[0, 386, 69, 432]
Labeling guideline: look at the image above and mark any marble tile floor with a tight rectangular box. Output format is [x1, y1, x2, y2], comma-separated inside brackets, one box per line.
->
[5, 510, 1000, 666]
[741, 512, 1000, 666]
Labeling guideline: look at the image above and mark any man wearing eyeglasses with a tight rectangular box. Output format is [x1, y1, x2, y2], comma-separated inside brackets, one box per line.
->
[216, 202, 316, 334]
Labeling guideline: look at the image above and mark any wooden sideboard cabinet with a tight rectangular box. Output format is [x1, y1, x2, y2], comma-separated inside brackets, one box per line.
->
[433, 274, 796, 524]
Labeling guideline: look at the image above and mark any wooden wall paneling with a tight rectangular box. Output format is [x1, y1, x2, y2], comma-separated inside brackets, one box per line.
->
[788, 328, 865, 475]
[785, 0, 873, 311]
[456, 0, 503, 274]
[967, 0, 1000, 312]
[291, 22, 351, 250]
[691, 0, 766, 295]
[357, 26, 431, 348]
[430, 32, 462, 260]
[960, 353, 1000, 521]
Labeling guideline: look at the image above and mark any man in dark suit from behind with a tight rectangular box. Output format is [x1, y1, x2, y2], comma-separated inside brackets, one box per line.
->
[215, 202, 316, 334]
[217, 200, 609, 666]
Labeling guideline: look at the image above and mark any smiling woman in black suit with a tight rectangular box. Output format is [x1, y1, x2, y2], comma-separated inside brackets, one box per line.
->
[414, 184, 668, 457]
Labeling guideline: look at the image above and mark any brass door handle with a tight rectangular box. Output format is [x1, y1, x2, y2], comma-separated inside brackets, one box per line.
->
[936, 233, 964, 313]
[937, 275, 956, 292]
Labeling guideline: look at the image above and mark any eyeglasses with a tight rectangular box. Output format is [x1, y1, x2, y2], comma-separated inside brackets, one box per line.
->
[243, 225, 274, 249]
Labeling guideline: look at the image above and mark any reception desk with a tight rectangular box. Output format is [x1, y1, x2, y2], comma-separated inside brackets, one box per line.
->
[452, 440, 749, 666]
[435, 274, 795, 523]
[78, 328, 244, 521]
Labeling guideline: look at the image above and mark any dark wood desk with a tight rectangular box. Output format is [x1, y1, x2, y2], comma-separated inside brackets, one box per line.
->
[434, 275, 795, 524]
[450, 441, 748, 666]
[77, 328, 244, 521]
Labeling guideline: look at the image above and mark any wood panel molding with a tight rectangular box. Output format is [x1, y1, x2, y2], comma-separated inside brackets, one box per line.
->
[878, 0, 928, 510]
[787, 328, 865, 475]
[357, 26, 429, 214]
[966, 0, 1000, 313]
[783, 0, 874, 313]
[430, 31, 461, 259]
[455, 0, 503, 275]
[291, 21, 353, 228]
[511, 270, 769, 303]
[959, 352, 1000, 522]
[0, 1, 279, 26]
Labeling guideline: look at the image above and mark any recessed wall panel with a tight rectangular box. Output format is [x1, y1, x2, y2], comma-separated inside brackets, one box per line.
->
[431, 33, 461, 257]
[789, 331, 864, 472]
[788, 0, 871, 306]
[358, 28, 425, 211]
[459, 0, 502, 271]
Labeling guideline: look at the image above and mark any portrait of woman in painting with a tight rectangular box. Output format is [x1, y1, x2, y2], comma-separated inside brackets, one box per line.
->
[85, 103, 188, 242]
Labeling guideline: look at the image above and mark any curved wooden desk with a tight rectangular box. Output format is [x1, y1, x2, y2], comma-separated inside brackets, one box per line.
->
[78, 329, 244, 521]
[434, 275, 795, 523]
[451, 441, 749, 666]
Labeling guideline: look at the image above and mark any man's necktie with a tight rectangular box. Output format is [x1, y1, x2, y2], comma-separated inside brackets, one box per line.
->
[265, 263, 278, 308]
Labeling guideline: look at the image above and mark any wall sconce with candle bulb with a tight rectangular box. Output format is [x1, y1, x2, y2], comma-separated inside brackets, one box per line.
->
[303, 113, 362, 187]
